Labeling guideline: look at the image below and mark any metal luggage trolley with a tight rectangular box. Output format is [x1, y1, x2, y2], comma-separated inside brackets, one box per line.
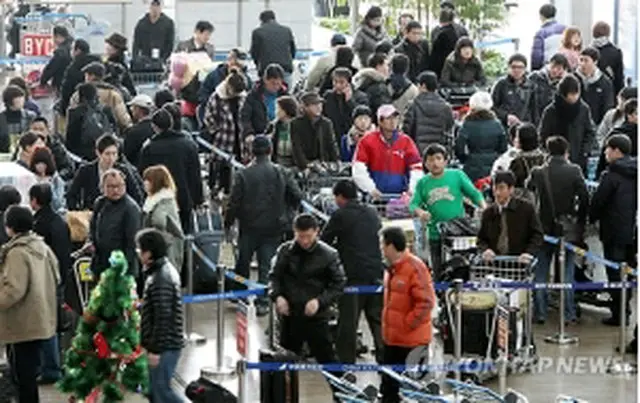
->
[300, 162, 351, 202]
[468, 256, 537, 373]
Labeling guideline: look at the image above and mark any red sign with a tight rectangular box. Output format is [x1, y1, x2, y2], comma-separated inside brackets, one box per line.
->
[21, 33, 54, 57]
[236, 302, 248, 357]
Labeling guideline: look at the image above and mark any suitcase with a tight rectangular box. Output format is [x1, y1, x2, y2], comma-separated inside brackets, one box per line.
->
[185, 377, 237, 402]
[259, 348, 299, 403]
[191, 209, 225, 293]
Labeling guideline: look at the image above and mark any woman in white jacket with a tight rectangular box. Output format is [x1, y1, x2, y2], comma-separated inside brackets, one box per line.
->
[142, 165, 185, 271]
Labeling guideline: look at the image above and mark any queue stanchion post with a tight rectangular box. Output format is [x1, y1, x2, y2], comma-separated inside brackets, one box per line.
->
[453, 278, 463, 384]
[607, 263, 637, 375]
[545, 239, 578, 345]
[268, 301, 276, 349]
[201, 264, 236, 377]
[184, 235, 206, 345]
[237, 358, 248, 403]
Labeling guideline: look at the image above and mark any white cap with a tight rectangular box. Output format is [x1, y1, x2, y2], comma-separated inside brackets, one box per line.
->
[127, 94, 154, 109]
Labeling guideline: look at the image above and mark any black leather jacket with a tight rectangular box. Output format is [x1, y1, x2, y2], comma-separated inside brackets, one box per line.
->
[269, 240, 346, 318]
[141, 257, 185, 354]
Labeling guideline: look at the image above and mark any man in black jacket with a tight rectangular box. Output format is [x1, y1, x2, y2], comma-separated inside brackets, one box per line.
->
[225, 136, 302, 315]
[576, 47, 615, 125]
[491, 53, 538, 128]
[123, 94, 155, 167]
[323, 67, 369, 147]
[67, 134, 144, 210]
[321, 180, 383, 364]
[269, 213, 346, 398]
[40, 26, 73, 92]
[478, 171, 543, 261]
[90, 169, 141, 287]
[137, 228, 184, 403]
[353, 53, 391, 123]
[394, 20, 430, 83]
[139, 110, 203, 234]
[250, 10, 297, 85]
[29, 183, 71, 384]
[59, 39, 101, 113]
[132, 0, 175, 60]
[241, 64, 288, 139]
[592, 21, 625, 95]
[529, 53, 569, 119]
[526, 136, 588, 324]
[430, 9, 460, 78]
[590, 134, 637, 326]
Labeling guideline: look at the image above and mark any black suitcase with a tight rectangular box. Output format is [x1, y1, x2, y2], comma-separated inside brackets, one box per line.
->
[185, 376, 237, 402]
[190, 209, 225, 293]
[259, 348, 299, 403]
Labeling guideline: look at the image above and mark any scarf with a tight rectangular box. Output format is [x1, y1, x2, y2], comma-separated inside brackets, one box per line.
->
[591, 37, 610, 48]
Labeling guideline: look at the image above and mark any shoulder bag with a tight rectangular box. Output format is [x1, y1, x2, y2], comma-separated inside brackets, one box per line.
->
[541, 165, 583, 245]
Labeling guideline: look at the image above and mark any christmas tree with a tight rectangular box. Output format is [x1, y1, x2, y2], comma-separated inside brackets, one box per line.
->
[57, 250, 149, 402]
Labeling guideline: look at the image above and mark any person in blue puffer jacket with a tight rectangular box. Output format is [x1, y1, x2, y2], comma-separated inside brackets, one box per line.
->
[530, 4, 566, 70]
[454, 91, 508, 183]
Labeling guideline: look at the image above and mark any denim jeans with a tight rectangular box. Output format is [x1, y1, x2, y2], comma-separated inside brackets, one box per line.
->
[235, 232, 280, 306]
[149, 349, 182, 403]
[534, 243, 576, 321]
[39, 334, 62, 381]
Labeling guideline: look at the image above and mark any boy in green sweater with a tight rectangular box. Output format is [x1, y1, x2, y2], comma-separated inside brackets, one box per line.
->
[409, 144, 485, 278]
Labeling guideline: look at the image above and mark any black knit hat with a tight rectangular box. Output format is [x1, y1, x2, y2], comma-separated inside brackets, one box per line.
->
[352, 105, 372, 121]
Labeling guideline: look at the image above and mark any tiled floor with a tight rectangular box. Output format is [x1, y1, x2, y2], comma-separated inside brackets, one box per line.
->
[41, 298, 637, 403]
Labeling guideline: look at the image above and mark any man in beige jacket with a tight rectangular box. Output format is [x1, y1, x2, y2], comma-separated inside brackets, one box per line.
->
[305, 34, 347, 91]
[0, 205, 59, 403]
[67, 61, 132, 132]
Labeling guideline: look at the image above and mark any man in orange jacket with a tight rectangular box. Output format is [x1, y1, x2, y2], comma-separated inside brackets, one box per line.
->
[380, 226, 436, 403]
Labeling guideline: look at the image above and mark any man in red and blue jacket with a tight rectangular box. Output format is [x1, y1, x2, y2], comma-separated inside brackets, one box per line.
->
[353, 104, 422, 197]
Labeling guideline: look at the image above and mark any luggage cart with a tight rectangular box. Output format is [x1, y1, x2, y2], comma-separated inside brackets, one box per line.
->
[441, 257, 537, 383]
[445, 379, 530, 402]
[325, 371, 377, 402]
[555, 395, 589, 403]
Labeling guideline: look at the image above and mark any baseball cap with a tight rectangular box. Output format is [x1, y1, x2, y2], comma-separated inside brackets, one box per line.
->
[377, 104, 399, 120]
[128, 94, 154, 110]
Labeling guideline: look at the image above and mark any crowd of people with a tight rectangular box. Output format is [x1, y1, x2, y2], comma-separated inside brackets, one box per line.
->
[0, 1, 636, 403]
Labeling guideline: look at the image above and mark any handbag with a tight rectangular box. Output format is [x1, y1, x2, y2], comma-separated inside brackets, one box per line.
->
[541, 166, 583, 244]
[66, 210, 93, 243]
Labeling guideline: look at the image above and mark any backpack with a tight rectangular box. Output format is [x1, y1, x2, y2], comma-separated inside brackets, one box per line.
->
[81, 104, 113, 154]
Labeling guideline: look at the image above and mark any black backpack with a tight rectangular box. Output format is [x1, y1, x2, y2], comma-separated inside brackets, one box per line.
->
[81, 104, 113, 154]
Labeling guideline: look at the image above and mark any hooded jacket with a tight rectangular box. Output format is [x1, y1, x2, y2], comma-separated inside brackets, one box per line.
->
[440, 51, 486, 88]
[143, 188, 185, 271]
[539, 94, 596, 172]
[401, 91, 455, 154]
[593, 37, 625, 95]
[353, 68, 391, 121]
[575, 68, 615, 125]
[69, 81, 132, 132]
[132, 12, 175, 60]
[590, 155, 637, 246]
[0, 232, 59, 344]
[595, 121, 638, 178]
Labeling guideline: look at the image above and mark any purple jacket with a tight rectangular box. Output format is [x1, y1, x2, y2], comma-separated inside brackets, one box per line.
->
[531, 20, 566, 70]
